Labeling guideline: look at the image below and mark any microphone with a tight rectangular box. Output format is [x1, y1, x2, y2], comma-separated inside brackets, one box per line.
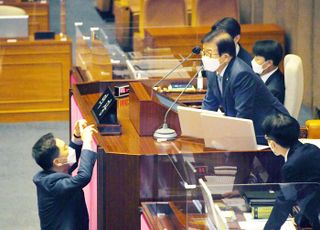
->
[151, 46, 201, 91]
[153, 66, 204, 141]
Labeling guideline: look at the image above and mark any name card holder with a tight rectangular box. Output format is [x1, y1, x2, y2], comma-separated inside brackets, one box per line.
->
[91, 87, 121, 135]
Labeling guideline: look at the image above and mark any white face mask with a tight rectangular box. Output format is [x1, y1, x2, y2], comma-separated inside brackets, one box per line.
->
[202, 56, 220, 72]
[251, 59, 264, 75]
[67, 147, 77, 166]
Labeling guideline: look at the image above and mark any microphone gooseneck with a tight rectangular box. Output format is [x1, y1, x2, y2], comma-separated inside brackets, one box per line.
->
[153, 66, 204, 141]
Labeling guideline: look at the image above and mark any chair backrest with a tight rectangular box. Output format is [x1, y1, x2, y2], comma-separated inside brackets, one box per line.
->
[192, 0, 239, 26]
[284, 54, 304, 119]
[143, 0, 187, 28]
[0, 5, 26, 16]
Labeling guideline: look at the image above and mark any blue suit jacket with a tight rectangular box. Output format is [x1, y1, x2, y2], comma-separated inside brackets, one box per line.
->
[264, 69, 285, 104]
[33, 141, 97, 230]
[264, 141, 320, 229]
[238, 45, 252, 67]
[202, 57, 289, 144]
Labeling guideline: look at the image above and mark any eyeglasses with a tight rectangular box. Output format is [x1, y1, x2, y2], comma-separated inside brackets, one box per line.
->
[201, 49, 219, 58]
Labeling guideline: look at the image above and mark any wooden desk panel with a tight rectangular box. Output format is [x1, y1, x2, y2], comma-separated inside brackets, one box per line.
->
[0, 1, 49, 35]
[71, 71, 282, 230]
[144, 24, 285, 56]
[0, 37, 72, 122]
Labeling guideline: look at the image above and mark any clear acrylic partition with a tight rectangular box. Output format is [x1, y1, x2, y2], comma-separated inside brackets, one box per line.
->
[74, 23, 114, 81]
[60, 0, 66, 34]
[143, 152, 320, 229]
[74, 22, 205, 82]
[72, 18, 314, 127]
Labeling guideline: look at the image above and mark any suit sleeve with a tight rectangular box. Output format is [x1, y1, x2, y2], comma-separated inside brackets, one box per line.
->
[68, 140, 83, 174]
[202, 72, 219, 111]
[264, 192, 295, 230]
[264, 166, 298, 229]
[270, 88, 283, 103]
[49, 150, 97, 196]
[233, 72, 256, 119]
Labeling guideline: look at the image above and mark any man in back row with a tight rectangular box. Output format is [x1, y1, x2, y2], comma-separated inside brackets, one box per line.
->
[212, 17, 252, 66]
[252, 40, 285, 104]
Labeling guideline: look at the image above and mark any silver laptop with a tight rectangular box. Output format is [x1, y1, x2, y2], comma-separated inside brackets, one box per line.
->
[177, 106, 223, 139]
[200, 113, 268, 151]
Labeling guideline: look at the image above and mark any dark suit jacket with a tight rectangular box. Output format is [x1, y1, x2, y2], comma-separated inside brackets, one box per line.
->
[238, 45, 252, 67]
[33, 141, 97, 230]
[264, 141, 320, 229]
[264, 69, 285, 104]
[202, 57, 289, 144]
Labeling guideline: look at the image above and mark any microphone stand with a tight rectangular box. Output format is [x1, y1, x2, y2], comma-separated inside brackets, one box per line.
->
[153, 66, 204, 141]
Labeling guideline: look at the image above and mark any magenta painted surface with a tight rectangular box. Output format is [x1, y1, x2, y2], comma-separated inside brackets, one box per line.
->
[141, 214, 151, 230]
[71, 96, 98, 230]
[70, 73, 77, 85]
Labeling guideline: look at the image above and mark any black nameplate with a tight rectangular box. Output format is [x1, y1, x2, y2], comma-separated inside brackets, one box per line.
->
[92, 87, 117, 125]
[34, 31, 55, 40]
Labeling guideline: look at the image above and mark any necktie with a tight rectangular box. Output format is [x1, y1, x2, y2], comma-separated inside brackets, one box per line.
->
[217, 74, 223, 94]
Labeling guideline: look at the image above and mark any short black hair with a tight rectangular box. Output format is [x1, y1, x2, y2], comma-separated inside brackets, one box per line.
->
[262, 114, 300, 148]
[32, 133, 59, 170]
[253, 40, 283, 66]
[201, 30, 236, 57]
[211, 17, 240, 39]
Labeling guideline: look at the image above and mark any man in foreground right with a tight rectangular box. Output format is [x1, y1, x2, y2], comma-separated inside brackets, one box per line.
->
[262, 113, 320, 229]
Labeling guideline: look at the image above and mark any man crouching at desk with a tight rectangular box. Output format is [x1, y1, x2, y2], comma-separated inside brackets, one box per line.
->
[32, 120, 97, 230]
[262, 114, 320, 229]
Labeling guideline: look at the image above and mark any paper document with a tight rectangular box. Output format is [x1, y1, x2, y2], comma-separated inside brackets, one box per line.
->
[239, 213, 295, 230]
[299, 138, 320, 148]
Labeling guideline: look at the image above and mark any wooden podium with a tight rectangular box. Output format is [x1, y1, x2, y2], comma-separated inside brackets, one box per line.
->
[129, 81, 182, 136]
[0, 36, 72, 122]
[71, 68, 282, 230]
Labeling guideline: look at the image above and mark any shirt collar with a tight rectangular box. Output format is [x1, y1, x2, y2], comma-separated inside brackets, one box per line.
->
[236, 43, 240, 56]
[284, 148, 290, 162]
[261, 67, 278, 83]
[217, 63, 229, 78]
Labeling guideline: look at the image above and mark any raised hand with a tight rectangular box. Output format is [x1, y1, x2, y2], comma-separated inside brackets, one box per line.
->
[73, 119, 88, 138]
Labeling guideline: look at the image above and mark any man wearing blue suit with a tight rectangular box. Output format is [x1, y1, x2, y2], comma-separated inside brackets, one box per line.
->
[32, 120, 97, 230]
[262, 114, 320, 229]
[201, 30, 289, 144]
[201, 31, 289, 182]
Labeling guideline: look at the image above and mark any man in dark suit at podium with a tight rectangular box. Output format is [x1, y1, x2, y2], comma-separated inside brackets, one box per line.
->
[201, 30, 289, 144]
[212, 17, 252, 66]
[263, 114, 320, 229]
[200, 30, 289, 183]
[32, 120, 97, 230]
[252, 40, 285, 104]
